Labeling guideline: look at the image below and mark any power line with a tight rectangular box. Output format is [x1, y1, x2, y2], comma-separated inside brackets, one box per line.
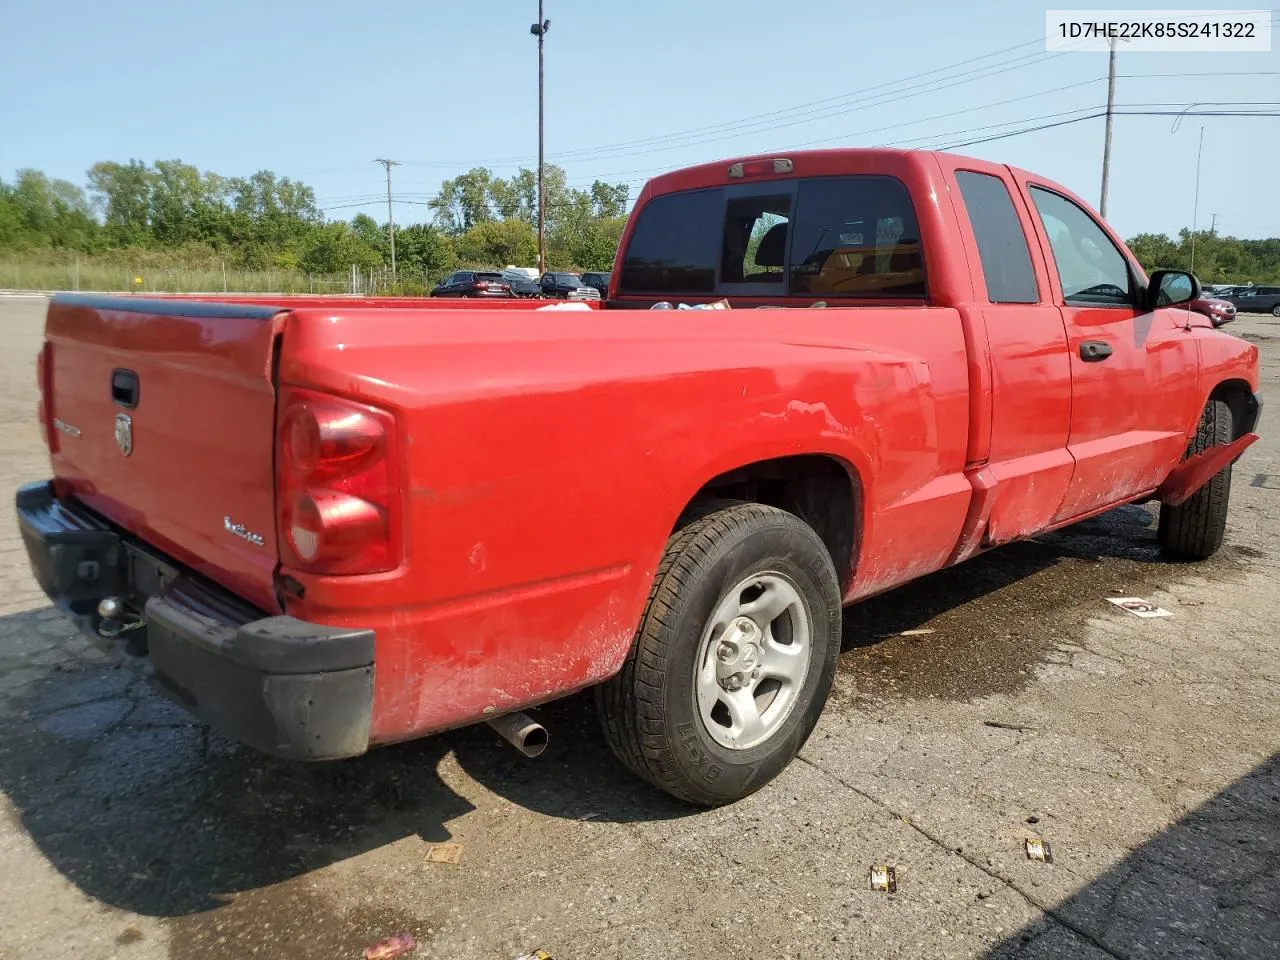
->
[932, 108, 1279, 151]
[398, 36, 1089, 169]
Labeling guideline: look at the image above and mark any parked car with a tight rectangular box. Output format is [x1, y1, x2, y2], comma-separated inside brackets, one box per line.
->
[1226, 284, 1280, 317]
[580, 272, 611, 298]
[431, 271, 512, 298]
[501, 268, 543, 298]
[1202, 284, 1239, 297]
[540, 272, 601, 300]
[1186, 295, 1237, 327]
[17, 148, 1259, 807]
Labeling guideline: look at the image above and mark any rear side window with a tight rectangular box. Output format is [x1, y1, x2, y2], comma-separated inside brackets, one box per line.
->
[789, 176, 925, 298]
[955, 172, 1039, 304]
[619, 189, 721, 294]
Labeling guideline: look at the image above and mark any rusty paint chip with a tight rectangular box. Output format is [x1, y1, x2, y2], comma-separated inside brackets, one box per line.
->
[426, 843, 464, 865]
[869, 864, 897, 892]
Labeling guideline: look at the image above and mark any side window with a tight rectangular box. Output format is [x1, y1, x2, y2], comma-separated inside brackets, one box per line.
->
[721, 195, 790, 284]
[619, 188, 721, 295]
[955, 172, 1038, 304]
[1029, 187, 1132, 306]
[789, 176, 925, 297]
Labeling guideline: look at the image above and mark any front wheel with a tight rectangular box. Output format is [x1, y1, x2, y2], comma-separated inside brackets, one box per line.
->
[596, 503, 842, 806]
[1271, 304, 1280, 318]
[1158, 399, 1234, 560]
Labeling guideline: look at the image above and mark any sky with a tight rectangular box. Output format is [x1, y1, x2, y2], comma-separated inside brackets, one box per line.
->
[1, 0, 1277, 240]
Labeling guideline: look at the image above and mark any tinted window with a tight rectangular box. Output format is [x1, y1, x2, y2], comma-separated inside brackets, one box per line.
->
[477, 272, 505, 281]
[721, 195, 790, 284]
[1029, 187, 1132, 306]
[955, 171, 1038, 304]
[619, 188, 720, 294]
[789, 176, 925, 297]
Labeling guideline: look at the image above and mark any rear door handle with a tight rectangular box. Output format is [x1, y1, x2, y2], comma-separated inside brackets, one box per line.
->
[1080, 340, 1113, 362]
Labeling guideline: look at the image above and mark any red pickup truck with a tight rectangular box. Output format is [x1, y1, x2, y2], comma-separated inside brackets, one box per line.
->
[17, 148, 1260, 806]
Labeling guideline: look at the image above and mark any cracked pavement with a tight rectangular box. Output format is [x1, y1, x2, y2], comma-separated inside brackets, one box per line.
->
[0, 295, 1277, 959]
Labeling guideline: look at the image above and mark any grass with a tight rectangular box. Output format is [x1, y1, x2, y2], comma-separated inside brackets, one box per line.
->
[1, 257, 351, 295]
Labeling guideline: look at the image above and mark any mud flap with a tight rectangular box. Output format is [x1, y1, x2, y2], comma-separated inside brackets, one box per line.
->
[1157, 433, 1258, 507]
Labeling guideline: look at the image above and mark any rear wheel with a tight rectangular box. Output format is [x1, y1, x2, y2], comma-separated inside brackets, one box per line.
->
[596, 503, 841, 806]
[1271, 304, 1280, 318]
[1158, 399, 1234, 560]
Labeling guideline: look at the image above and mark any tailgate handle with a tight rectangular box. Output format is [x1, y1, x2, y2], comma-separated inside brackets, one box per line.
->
[111, 369, 140, 408]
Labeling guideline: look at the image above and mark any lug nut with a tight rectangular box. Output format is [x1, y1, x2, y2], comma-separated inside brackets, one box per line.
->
[717, 639, 738, 662]
[724, 674, 743, 691]
[752, 668, 761, 679]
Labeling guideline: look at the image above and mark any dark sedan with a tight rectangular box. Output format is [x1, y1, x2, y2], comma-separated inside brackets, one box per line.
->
[431, 271, 512, 298]
[1225, 285, 1280, 317]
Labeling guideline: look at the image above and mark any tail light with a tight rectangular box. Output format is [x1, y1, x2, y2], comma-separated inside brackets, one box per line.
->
[474, 281, 489, 289]
[276, 387, 400, 575]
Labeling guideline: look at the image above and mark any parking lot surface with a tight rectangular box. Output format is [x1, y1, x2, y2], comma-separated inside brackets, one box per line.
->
[0, 294, 1277, 960]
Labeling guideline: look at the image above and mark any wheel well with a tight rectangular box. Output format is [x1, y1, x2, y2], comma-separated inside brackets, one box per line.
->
[679, 455, 860, 590]
[1209, 379, 1258, 439]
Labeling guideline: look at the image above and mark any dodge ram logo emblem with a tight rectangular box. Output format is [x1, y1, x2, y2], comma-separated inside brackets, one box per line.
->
[114, 414, 133, 456]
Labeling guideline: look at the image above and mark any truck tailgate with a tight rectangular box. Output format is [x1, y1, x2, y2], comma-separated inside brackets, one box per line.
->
[43, 295, 284, 611]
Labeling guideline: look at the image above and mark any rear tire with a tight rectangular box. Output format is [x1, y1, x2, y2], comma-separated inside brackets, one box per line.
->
[1158, 399, 1233, 560]
[1271, 304, 1280, 318]
[596, 503, 841, 806]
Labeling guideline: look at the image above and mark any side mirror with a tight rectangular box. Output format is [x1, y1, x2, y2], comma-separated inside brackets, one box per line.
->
[1146, 269, 1200, 311]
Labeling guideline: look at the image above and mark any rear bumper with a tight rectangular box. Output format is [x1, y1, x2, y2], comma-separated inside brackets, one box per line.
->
[14, 481, 374, 760]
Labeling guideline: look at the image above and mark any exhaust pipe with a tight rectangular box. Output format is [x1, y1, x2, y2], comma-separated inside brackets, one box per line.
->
[486, 711, 548, 758]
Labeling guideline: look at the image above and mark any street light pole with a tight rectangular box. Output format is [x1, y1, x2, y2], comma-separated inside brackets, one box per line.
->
[530, 4, 550, 274]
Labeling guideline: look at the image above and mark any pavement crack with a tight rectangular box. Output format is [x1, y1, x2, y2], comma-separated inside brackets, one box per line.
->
[795, 753, 1132, 960]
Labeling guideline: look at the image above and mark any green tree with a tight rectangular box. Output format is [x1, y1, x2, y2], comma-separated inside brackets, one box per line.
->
[350, 213, 386, 255]
[430, 167, 496, 234]
[456, 218, 538, 266]
[394, 223, 455, 278]
[87, 160, 153, 247]
[300, 221, 381, 274]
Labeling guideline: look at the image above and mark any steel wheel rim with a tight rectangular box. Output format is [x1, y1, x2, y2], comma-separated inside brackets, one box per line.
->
[693, 571, 813, 750]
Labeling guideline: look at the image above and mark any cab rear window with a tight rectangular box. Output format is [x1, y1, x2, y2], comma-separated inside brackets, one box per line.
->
[618, 176, 925, 299]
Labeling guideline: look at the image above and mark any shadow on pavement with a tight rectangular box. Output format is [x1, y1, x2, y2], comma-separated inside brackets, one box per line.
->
[985, 752, 1280, 959]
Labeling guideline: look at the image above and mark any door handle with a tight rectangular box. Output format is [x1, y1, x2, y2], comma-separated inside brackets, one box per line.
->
[1080, 340, 1113, 362]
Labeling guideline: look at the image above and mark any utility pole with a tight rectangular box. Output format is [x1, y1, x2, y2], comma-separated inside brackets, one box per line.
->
[1209, 212, 1218, 236]
[1190, 125, 1204, 273]
[530, 4, 550, 274]
[373, 158, 401, 279]
[1099, 35, 1118, 219]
